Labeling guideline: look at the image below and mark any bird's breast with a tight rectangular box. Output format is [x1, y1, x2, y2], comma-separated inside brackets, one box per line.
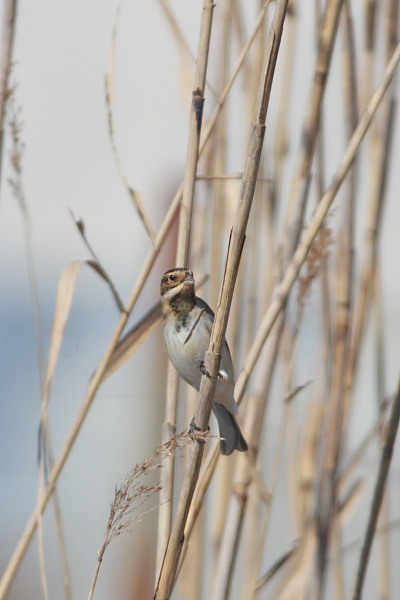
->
[163, 311, 211, 390]
[162, 307, 237, 414]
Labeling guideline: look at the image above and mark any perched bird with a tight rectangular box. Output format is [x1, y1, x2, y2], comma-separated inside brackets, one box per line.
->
[160, 267, 248, 455]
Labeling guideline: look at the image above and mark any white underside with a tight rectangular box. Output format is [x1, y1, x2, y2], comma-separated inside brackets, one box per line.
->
[163, 307, 238, 415]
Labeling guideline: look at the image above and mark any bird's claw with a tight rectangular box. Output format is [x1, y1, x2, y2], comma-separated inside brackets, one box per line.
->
[188, 419, 210, 444]
[200, 361, 228, 383]
[200, 361, 214, 379]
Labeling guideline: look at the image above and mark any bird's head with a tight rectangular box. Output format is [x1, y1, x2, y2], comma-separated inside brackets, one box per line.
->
[160, 268, 195, 303]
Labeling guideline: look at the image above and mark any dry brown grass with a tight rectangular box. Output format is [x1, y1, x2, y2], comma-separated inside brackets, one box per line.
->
[1, 1, 400, 600]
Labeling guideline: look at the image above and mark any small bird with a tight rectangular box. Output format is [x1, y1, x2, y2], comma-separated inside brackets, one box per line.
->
[160, 267, 248, 455]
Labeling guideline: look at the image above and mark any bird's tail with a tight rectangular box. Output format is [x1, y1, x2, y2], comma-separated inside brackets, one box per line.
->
[213, 402, 248, 455]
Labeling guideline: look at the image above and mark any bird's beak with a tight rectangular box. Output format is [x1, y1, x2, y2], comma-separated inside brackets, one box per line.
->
[184, 272, 195, 285]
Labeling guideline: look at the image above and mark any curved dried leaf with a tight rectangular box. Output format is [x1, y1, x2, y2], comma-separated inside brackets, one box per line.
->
[43, 260, 109, 400]
[100, 301, 162, 382]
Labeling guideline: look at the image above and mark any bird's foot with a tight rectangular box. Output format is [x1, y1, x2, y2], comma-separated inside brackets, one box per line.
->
[200, 361, 214, 379]
[188, 419, 210, 444]
[200, 361, 228, 384]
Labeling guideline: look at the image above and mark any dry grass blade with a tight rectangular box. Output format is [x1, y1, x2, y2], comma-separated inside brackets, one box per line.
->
[282, 0, 345, 264]
[159, 0, 196, 100]
[272, 522, 316, 600]
[337, 399, 390, 492]
[351, 380, 400, 600]
[345, 101, 397, 403]
[0, 0, 17, 183]
[42, 263, 108, 395]
[241, 381, 310, 599]
[105, 0, 156, 243]
[255, 543, 299, 592]
[314, 4, 359, 594]
[70, 210, 125, 312]
[39, 259, 120, 460]
[101, 300, 162, 382]
[273, 2, 298, 196]
[196, 0, 270, 158]
[373, 268, 391, 599]
[155, 366, 179, 582]
[175, 0, 214, 267]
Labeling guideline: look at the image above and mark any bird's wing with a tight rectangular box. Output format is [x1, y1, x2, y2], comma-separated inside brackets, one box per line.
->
[195, 296, 235, 383]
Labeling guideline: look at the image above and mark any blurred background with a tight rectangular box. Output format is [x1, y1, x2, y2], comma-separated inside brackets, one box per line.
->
[1, 1, 399, 599]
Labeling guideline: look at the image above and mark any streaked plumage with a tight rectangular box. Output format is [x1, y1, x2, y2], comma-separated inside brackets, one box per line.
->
[160, 268, 248, 455]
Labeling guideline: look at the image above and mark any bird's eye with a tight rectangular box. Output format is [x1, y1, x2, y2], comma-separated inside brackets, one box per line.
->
[169, 274, 176, 281]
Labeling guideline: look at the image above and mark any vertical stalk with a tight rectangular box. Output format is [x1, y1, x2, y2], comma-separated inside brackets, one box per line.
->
[175, 0, 214, 267]
[156, 0, 215, 581]
[351, 377, 400, 600]
[179, 43, 400, 591]
[316, 2, 358, 596]
[154, 2, 289, 597]
[282, 0, 345, 264]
